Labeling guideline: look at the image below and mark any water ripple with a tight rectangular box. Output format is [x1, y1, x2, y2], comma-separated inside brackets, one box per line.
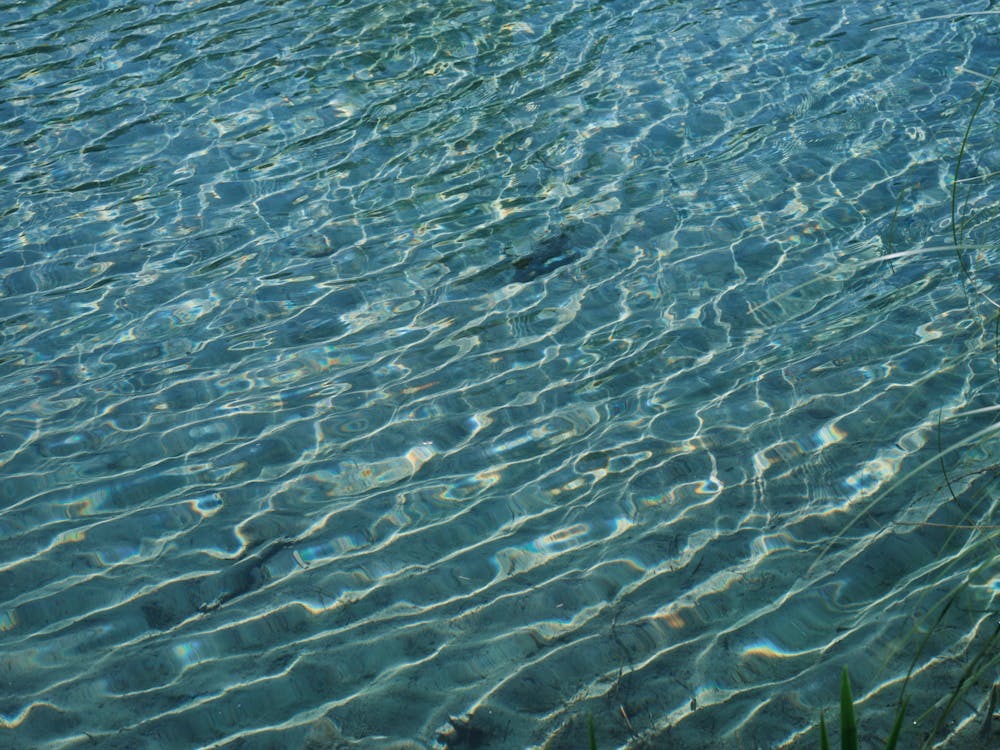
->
[3, 0, 1000, 748]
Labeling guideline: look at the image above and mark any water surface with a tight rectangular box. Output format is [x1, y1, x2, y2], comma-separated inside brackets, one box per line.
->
[2, 1, 1000, 748]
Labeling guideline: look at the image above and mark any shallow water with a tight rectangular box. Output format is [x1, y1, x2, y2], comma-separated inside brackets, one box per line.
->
[2, 0, 1000, 748]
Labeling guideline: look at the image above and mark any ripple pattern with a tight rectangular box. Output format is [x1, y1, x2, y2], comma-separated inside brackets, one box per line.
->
[2, 0, 1000, 748]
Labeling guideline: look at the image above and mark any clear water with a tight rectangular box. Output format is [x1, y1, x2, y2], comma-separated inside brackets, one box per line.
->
[2, 1, 1000, 748]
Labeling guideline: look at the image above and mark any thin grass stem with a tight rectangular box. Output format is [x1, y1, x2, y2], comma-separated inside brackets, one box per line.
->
[919, 622, 1000, 749]
[884, 185, 907, 272]
[937, 408, 962, 507]
[807, 418, 1000, 577]
[951, 64, 1000, 263]
[885, 698, 908, 750]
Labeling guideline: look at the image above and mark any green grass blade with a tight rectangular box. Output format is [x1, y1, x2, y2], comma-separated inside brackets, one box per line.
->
[588, 713, 596, 750]
[840, 667, 857, 750]
[820, 711, 830, 750]
[885, 697, 908, 750]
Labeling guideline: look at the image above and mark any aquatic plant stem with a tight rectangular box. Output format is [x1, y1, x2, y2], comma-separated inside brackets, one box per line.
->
[951, 64, 1000, 267]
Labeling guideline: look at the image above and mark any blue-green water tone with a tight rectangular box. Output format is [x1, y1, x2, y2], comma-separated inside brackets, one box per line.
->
[3, 0, 1000, 747]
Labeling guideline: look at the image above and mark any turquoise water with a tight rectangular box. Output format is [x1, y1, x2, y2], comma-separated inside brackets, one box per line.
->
[2, 0, 1000, 747]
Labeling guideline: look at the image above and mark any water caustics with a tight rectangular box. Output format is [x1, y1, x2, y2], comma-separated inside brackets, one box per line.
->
[1, 0, 1000, 748]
